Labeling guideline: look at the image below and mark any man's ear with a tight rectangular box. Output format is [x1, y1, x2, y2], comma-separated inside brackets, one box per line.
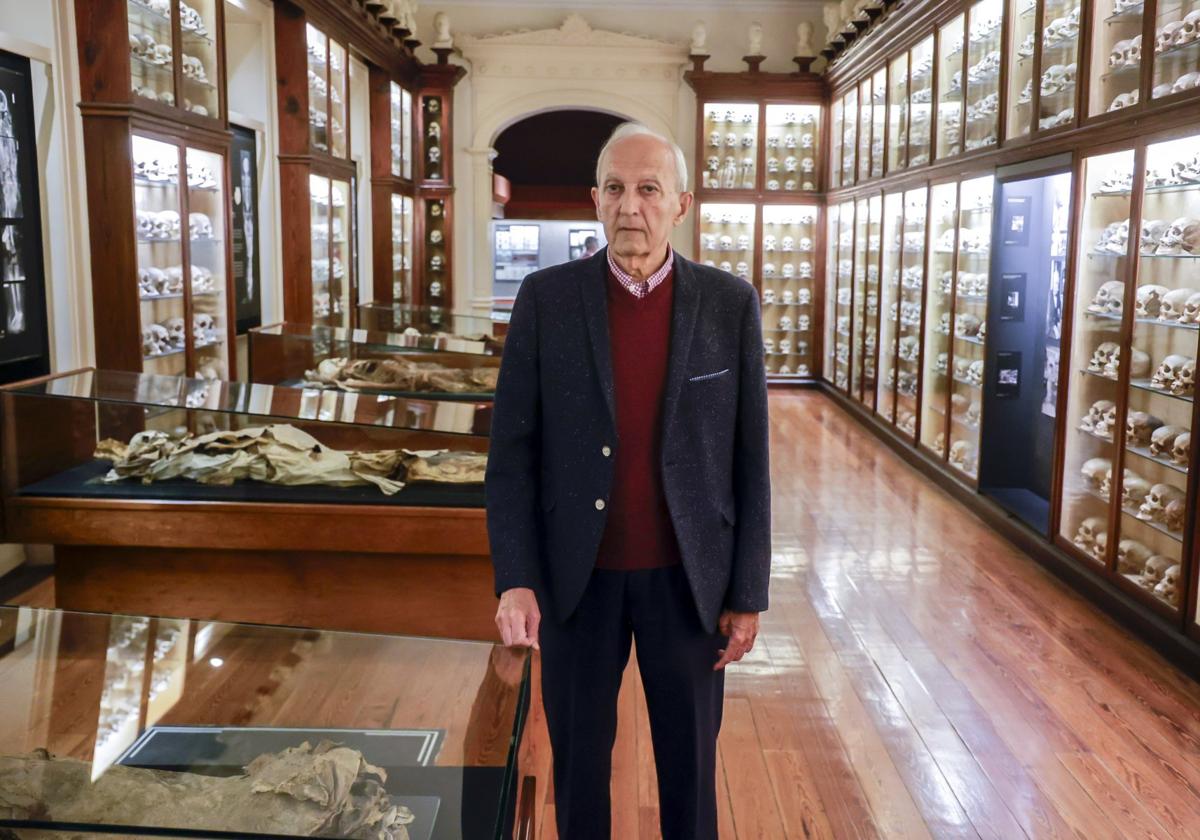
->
[675, 191, 694, 226]
[590, 186, 601, 219]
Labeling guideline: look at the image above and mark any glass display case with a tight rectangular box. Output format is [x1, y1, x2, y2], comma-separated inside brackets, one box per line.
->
[423, 95, 447, 182]
[1151, 1, 1200, 104]
[764, 104, 820, 193]
[870, 69, 886, 178]
[1111, 135, 1198, 611]
[965, 0, 1002, 152]
[1058, 148, 1134, 566]
[425, 197, 449, 305]
[937, 14, 966, 160]
[1037, 0, 1081, 132]
[947, 175, 994, 480]
[0, 604, 530, 839]
[701, 103, 757, 191]
[833, 201, 855, 392]
[878, 191, 904, 422]
[134, 134, 231, 380]
[824, 204, 840, 382]
[391, 194, 415, 304]
[1089, 0, 1144, 117]
[910, 36, 935, 166]
[830, 97, 845, 189]
[888, 52, 910, 173]
[1, 369, 491, 507]
[305, 24, 347, 158]
[897, 187, 928, 440]
[356, 303, 508, 341]
[127, 0, 220, 118]
[921, 181, 960, 456]
[858, 79, 873, 183]
[761, 205, 817, 379]
[851, 198, 870, 398]
[249, 322, 501, 403]
[390, 81, 414, 179]
[842, 89, 858, 187]
[309, 175, 352, 326]
[1008, 0, 1037, 139]
[699, 203, 756, 284]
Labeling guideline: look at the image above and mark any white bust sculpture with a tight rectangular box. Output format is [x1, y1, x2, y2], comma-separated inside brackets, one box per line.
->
[690, 21, 708, 55]
[433, 11, 452, 47]
[823, 2, 842, 40]
[796, 21, 815, 56]
[748, 21, 764, 56]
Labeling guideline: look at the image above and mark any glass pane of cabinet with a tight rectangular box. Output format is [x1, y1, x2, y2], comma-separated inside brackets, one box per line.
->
[878, 191, 904, 422]
[306, 25, 329, 153]
[861, 196, 882, 405]
[922, 181, 960, 455]
[870, 69, 886, 179]
[965, 0, 1002, 152]
[1113, 136, 1198, 611]
[910, 37, 934, 166]
[834, 201, 855, 391]
[186, 147, 227, 379]
[702, 103, 758, 191]
[948, 175, 994, 480]
[1152, 2, 1200, 102]
[310, 174, 331, 322]
[1090, 0, 1143, 116]
[830, 98, 844, 190]
[390, 82, 402, 177]
[858, 79, 872, 182]
[1038, 0, 1081, 131]
[134, 135, 185, 377]
[401, 88, 413, 179]
[180, 0, 218, 116]
[1059, 149, 1135, 566]
[888, 53, 909, 173]
[937, 14, 965, 160]
[1008, 0, 1037, 139]
[898, 187, 928, 440]
[824, 204, 840, 382]
[843, 89, 858, 187]
[698, 203, 755, 285]
[391, 194, 413, 304]
[851, 198, 870, 397]
[128, 0, 176, 107]
[328, 179, 350, 324]
[762, 205, 817, 378]
[765, 105, 819, 193]
[328, 41, 348, 158]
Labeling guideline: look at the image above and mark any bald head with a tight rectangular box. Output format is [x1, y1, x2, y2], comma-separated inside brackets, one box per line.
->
[595, 123, 688, 194]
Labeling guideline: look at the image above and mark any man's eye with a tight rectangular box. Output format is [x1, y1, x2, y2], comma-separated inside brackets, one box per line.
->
[641, 185, 658, 193]
[606, 184, 621, 192]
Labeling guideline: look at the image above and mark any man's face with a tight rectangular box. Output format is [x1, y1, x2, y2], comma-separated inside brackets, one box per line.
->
[591, 135, 692, 261]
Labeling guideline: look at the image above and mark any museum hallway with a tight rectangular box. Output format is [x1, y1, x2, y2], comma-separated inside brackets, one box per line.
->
[518, 390, 1200, 840]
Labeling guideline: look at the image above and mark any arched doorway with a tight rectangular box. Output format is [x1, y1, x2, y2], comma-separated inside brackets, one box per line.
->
[489, 109, 623, 304]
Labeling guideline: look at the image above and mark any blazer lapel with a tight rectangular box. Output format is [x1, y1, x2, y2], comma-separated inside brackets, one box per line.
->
[580, 248, 617, 427]
[660, 252, 701, 431]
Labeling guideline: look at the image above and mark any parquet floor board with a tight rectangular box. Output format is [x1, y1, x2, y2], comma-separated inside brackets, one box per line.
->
[515, 392, 1200, 839]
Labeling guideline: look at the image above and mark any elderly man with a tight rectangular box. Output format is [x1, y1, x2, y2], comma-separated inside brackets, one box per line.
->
[486, 123, 770, 839]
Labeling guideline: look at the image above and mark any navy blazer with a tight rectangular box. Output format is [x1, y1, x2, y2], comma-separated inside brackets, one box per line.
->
[485, 247, 771, 632]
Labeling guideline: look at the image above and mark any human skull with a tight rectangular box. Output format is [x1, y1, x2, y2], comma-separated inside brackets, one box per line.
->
[1098, 219, 1130, 254]
[782, 289, 796, 305]
[1154, 565, 1181, 605]
[779, 338, 792, 354]
[1173, 359, 1195, 395]
[741, 134, 754, 148]
[1147, 425, 1185, 458]
[164, 316, 186, 347]
[1116, 540, 1153, 575]
[1158, 21, 1185, 53]
[1151, 354, 1192, 391]
[1073, 516, 1105, 551]
[799, 262, 813, 280]
[1172, 431, 1192, 465]
[725, 132, 739, 147]
[430, 254, 444, 271]
[780, 263, 794, 279]
[142, 323, 168, 356]
[735, 262, 749, 279]
[1141, 555, 1173, 589]
[1182, 291, 1200, 324]
[737, 234, 751, 250]
[1120, 474, 1152, 508]
[1096, 403, 1120, 438]
[967, 359, 985, 385]
[1090, 280, 1125, 314]
[1105, 346, 1151, 380]
[1165, 499, 1187, 532]
[955, 313, 982, 337]
[1137, 483, 1186, 522]
[1081, 457, 1111, 489]
[709, 131, 721, 147]
[1157, 217, 1200, 254]
[1182, 11, 1200, 45]
[1141, 219, 1169, 253]
[153, 210, 180, 239]
[1089, 341, 1119, 372]
[767, 158, 780, 174]
[136, 210, 155, 239]
[188, 212, 212, 240]
[763, 235, 777, 251]
[1127, 34, 1143, 64]
[428, 146, 441, 164]
[764, 338, 775, 354]
[1110, 39, 1130, 67]
[719, 235, 734, 250]
[1126, 411, 1165, 446]
[719, 261, 733, 273]
[1159, 287, 1196, 321]
[782, 236, 795, 251]
[1135, 284, 1171, 317]
[779, 315, 793, 330]
[706, 155, 720, 171]
[763, 262, 776, 278]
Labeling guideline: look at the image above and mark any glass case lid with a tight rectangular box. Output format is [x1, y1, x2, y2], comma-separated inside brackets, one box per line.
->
[0, 605, 529, 839]
[5, 369, 492, 437]
[255, 321, 501, 357]
[356, 303, 508, 339]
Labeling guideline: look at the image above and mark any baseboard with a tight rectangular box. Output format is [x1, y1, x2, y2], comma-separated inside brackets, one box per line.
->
[817, 383, 1200, 681]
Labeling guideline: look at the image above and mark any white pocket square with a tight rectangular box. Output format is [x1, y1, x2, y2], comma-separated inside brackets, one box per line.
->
[688, 368, 730, 382]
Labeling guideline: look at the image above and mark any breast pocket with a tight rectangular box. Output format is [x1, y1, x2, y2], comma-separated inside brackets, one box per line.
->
[688, 368, 731, 384]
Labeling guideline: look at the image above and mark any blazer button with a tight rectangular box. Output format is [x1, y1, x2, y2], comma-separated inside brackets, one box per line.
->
[601, 445, 612, 457]
[595, 499, 606, 511]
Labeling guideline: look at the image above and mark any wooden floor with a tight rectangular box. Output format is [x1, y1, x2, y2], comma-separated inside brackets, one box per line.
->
[518, 391, 1200, 840]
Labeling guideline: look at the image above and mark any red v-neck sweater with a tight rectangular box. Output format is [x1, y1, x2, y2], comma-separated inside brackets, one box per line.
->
[594, 267, 683, 570]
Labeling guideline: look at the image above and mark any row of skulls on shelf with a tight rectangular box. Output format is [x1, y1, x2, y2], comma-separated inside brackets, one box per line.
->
[141, 313, 218, 356]
[702, 260, 750, 280]
[774, 315, 811, 331]
[936, 311, 986, 341]
[940, 270, 988, 297]
[763, 337, 807, 355]
[700, 233, 813, 252]
[1072, 517, 1181, 604]
[935, 353, 986, 387]
[1111, 73, 1200, 111]
[706, 132, 814, 151]
[1096, 217, 1200, 256]
[763, 263, 813, 280]
[773, 364, 810, 376]
[934, 227, 990, 254]
[762, 288, 810, 305]
[135, 210, 213, 240]
[1080, 398, 1194, 463]
[937, 437, 977, 475]
[138, 264, 214, 298]
[706, 109, 814, 127]
[1088, 280, 1200, 324]
[887, 369, 919, 398]
[1088, 342, 1196, 396]
[1081, 458, 1188, 531]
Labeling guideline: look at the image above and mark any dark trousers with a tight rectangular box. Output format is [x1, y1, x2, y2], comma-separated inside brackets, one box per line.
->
[538, 565, 726, 840]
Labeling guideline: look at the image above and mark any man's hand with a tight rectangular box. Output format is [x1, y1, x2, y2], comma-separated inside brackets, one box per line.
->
[496, 587, 541, 650]
[714, 609, 759, 670]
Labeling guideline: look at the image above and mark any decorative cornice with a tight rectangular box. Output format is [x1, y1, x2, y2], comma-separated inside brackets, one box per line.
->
[457, 13, 685, 53]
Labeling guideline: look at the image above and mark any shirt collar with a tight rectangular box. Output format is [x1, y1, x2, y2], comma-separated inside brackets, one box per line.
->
[607, 245, 674, 299]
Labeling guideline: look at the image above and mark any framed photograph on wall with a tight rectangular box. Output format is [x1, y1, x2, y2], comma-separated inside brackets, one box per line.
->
[230, 124, 262, 334]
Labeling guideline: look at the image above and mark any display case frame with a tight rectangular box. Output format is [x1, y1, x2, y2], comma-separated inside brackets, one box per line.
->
[369, 64, 418, 308]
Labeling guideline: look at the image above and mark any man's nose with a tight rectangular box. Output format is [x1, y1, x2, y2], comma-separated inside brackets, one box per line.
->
[617, 190, 642, 217]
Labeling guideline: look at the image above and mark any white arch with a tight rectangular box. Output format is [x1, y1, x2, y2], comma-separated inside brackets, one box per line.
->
[472, 88, 677, 150]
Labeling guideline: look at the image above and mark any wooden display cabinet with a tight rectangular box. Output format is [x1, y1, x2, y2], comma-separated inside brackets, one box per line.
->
[685, 68, 827, 386]
[74, 0, 236, 378]
[369, 65, 418, 306]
